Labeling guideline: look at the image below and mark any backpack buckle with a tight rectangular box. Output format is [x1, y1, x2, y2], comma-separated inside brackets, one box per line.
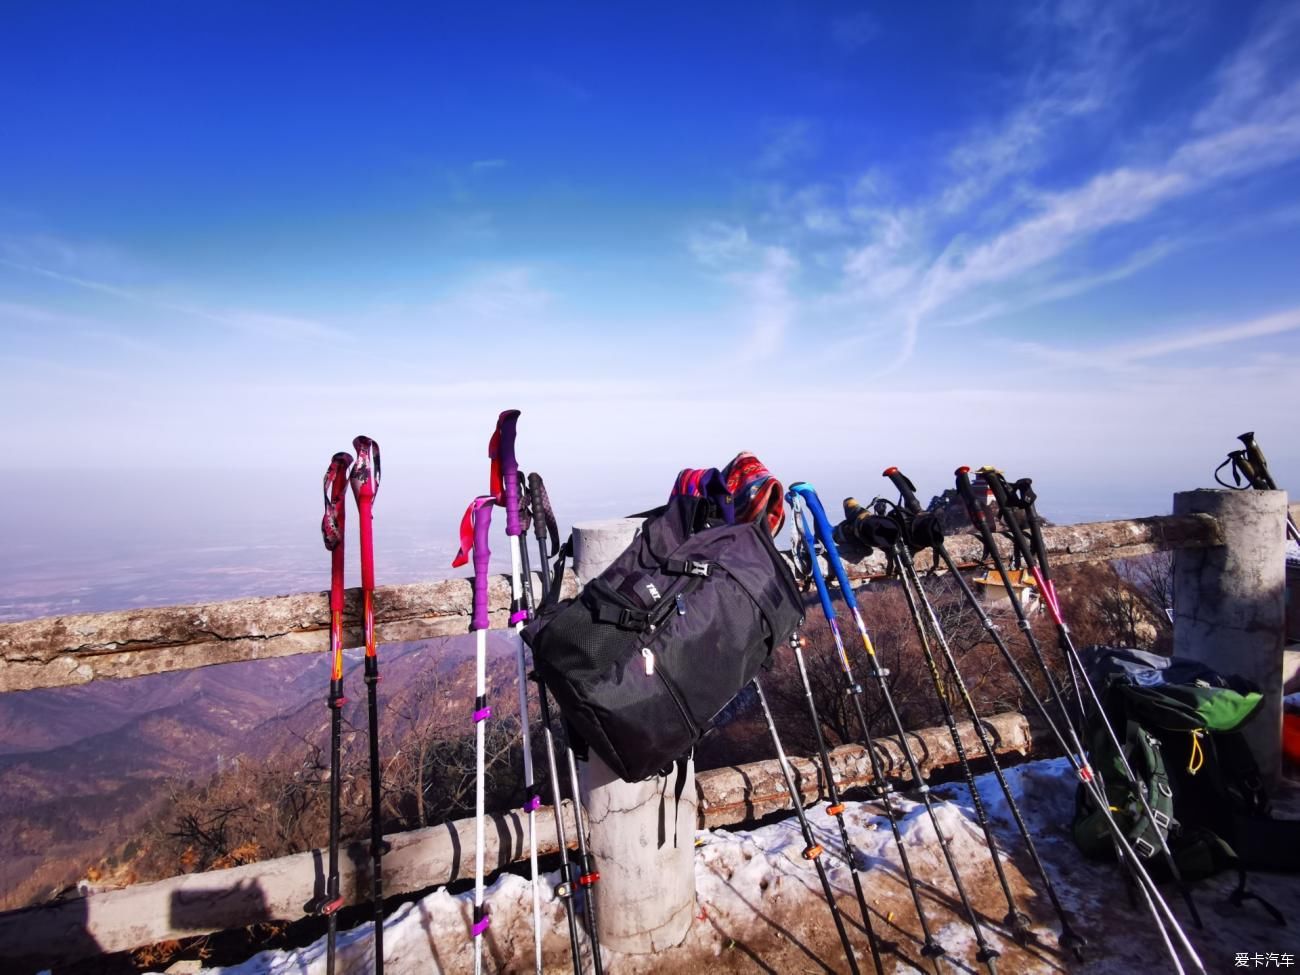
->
[594, 602, 650, 629]
[1152, 808, 1173, 831]
[1134, 837, 1156, 858]
[686, 560, 712, 577]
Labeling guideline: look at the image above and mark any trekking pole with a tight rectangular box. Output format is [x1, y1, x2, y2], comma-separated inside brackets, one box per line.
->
[787, 491, 947, 969]
[349, 435, 389, 974]
[790, 483, 1000, 975]
[489, 410, 544, 974]
[1240, 432, 1281, 490]
[1238, 433, 1299, 542]
[983, 470, 1088, 734]
[752, 677, 862, 975]
[528, 473, 605, 975]
[313, 450, 353, 975]
[453, 496, 497, 975]
[953, 468, 1205, 975]
[878, 469, 1087, 958]
[516, 474, 584, 975]
[785, 510, 887, 972]
[860, 495, 1034, 949]
[981, 467, 1204, 931]
[793, 651, 889, 967]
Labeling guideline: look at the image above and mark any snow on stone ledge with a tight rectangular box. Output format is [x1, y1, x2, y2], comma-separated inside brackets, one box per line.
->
[184, 757, 1300, 974]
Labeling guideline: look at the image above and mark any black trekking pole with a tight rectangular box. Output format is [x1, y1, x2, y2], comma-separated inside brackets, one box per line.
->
[985, 471, 1088, 735]
[953, 468, 1205, 975]
[788, 512, 891, 971]
[787, 491, 948, 969]
[752, 677, 862, 975]
[786, 631, 890, 973]
[857, 495, 1034, 950]
[877, 469, 1087, 958]
[1216, 433, 1300, 542]
[313, 450, 353, 975]
[791, 483, 1001, 975]
[529, 473, 605, 975]
[350, 435, 390, 974]
[981, 467, 1205, 932]
[516, 473, 585, 975]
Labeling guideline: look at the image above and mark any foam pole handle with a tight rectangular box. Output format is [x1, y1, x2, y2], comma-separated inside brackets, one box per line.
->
[790, 495, 836, 624]
[980, 466, 1013, 510]
[472, 499, 494, 631]
[1239, 431, 1278, 489]
[494, 410, 523, 536]
[322, 451, 353, 613]
[954, 466, 981, 522]
[791, 483, 855, 602]
[883, 466, 923, 514]
[350, 436, 381, 591]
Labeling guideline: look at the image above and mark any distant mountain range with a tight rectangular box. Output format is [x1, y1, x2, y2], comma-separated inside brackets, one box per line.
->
[0, 631, 519, 910]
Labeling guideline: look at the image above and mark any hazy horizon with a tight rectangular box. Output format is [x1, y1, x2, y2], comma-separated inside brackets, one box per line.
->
[0, 444, 1272, 623]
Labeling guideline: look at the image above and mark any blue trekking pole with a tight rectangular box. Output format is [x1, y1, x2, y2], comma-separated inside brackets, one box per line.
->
[786, 490, 946, 969]
[789, 482, 1001, 975]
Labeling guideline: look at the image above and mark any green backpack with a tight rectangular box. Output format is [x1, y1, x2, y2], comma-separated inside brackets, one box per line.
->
[1071, 648, 1292, 923]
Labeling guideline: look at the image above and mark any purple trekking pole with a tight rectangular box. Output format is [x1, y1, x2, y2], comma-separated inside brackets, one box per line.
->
[452, 496, 497, 975]
[489, 409, 545, 973]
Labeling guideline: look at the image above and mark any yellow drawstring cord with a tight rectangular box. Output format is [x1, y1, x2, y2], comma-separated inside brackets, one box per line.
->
[1188, 730, 1205, 775]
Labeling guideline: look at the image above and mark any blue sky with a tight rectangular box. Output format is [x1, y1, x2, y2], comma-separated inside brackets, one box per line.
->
[3, 1, 1299, 528]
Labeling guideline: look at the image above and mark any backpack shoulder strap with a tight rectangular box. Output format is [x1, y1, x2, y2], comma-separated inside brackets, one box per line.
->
[539, 533, 574, 609]
[1127, 720, 1176, 858]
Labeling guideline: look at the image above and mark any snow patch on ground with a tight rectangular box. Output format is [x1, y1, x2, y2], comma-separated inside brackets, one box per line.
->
[179, 756, 1299, 974]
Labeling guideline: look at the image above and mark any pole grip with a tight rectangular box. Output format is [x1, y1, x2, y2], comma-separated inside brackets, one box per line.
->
[350, 436, 381, 591]
[789, 493, 836, 623]
[1238, 431, 1279, 490]
[954, 466, 981, 526]
[491, 410, 523, 536]
[882, 466, 923, 513]
[979, 466, 1014, 511]
[322, 451, 353, 612]
[471, 497, 495, 631]
[350, 436, 381, 503]
[790, 482, 855, 600]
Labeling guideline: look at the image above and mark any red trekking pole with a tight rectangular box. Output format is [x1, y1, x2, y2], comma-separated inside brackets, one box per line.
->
[350, 435, 389, 975]
[314, 451, 352, 975]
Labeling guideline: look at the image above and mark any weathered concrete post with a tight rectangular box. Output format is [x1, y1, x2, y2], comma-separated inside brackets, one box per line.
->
[570, 518, 698, 954]
[1173, 489, 1287, 784]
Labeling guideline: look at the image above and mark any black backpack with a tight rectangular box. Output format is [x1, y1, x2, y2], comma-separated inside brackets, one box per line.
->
[524, 495, 803, 782]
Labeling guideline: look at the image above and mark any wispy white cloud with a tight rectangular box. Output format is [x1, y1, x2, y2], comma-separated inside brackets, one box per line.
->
[1114, 305, 1300, 362]
[0, 255, 347, 341]
[1011, 304, 1300, 372]
[686, 222, 796, 360]
[429, 266, 554, 322]
[1194, 3, 1300, 131]
[756, 118, 817, 172]
[933, 239, 1184, 332]
[688, 222, 752, 267]
[690, 2, 1300, 373]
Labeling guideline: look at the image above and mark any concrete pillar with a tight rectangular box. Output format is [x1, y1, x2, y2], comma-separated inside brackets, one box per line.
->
[570, 518, 698, 954]
[1173, 489, 1287, 784]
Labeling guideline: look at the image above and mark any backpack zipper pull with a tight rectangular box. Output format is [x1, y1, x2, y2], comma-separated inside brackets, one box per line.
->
[641, 647, 655, 675]
[675, 594, 686, 616]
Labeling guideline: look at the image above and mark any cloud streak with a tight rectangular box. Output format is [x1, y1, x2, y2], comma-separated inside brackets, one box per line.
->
[0, 254, 347, 342]
[691, 2, 1300, 372]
